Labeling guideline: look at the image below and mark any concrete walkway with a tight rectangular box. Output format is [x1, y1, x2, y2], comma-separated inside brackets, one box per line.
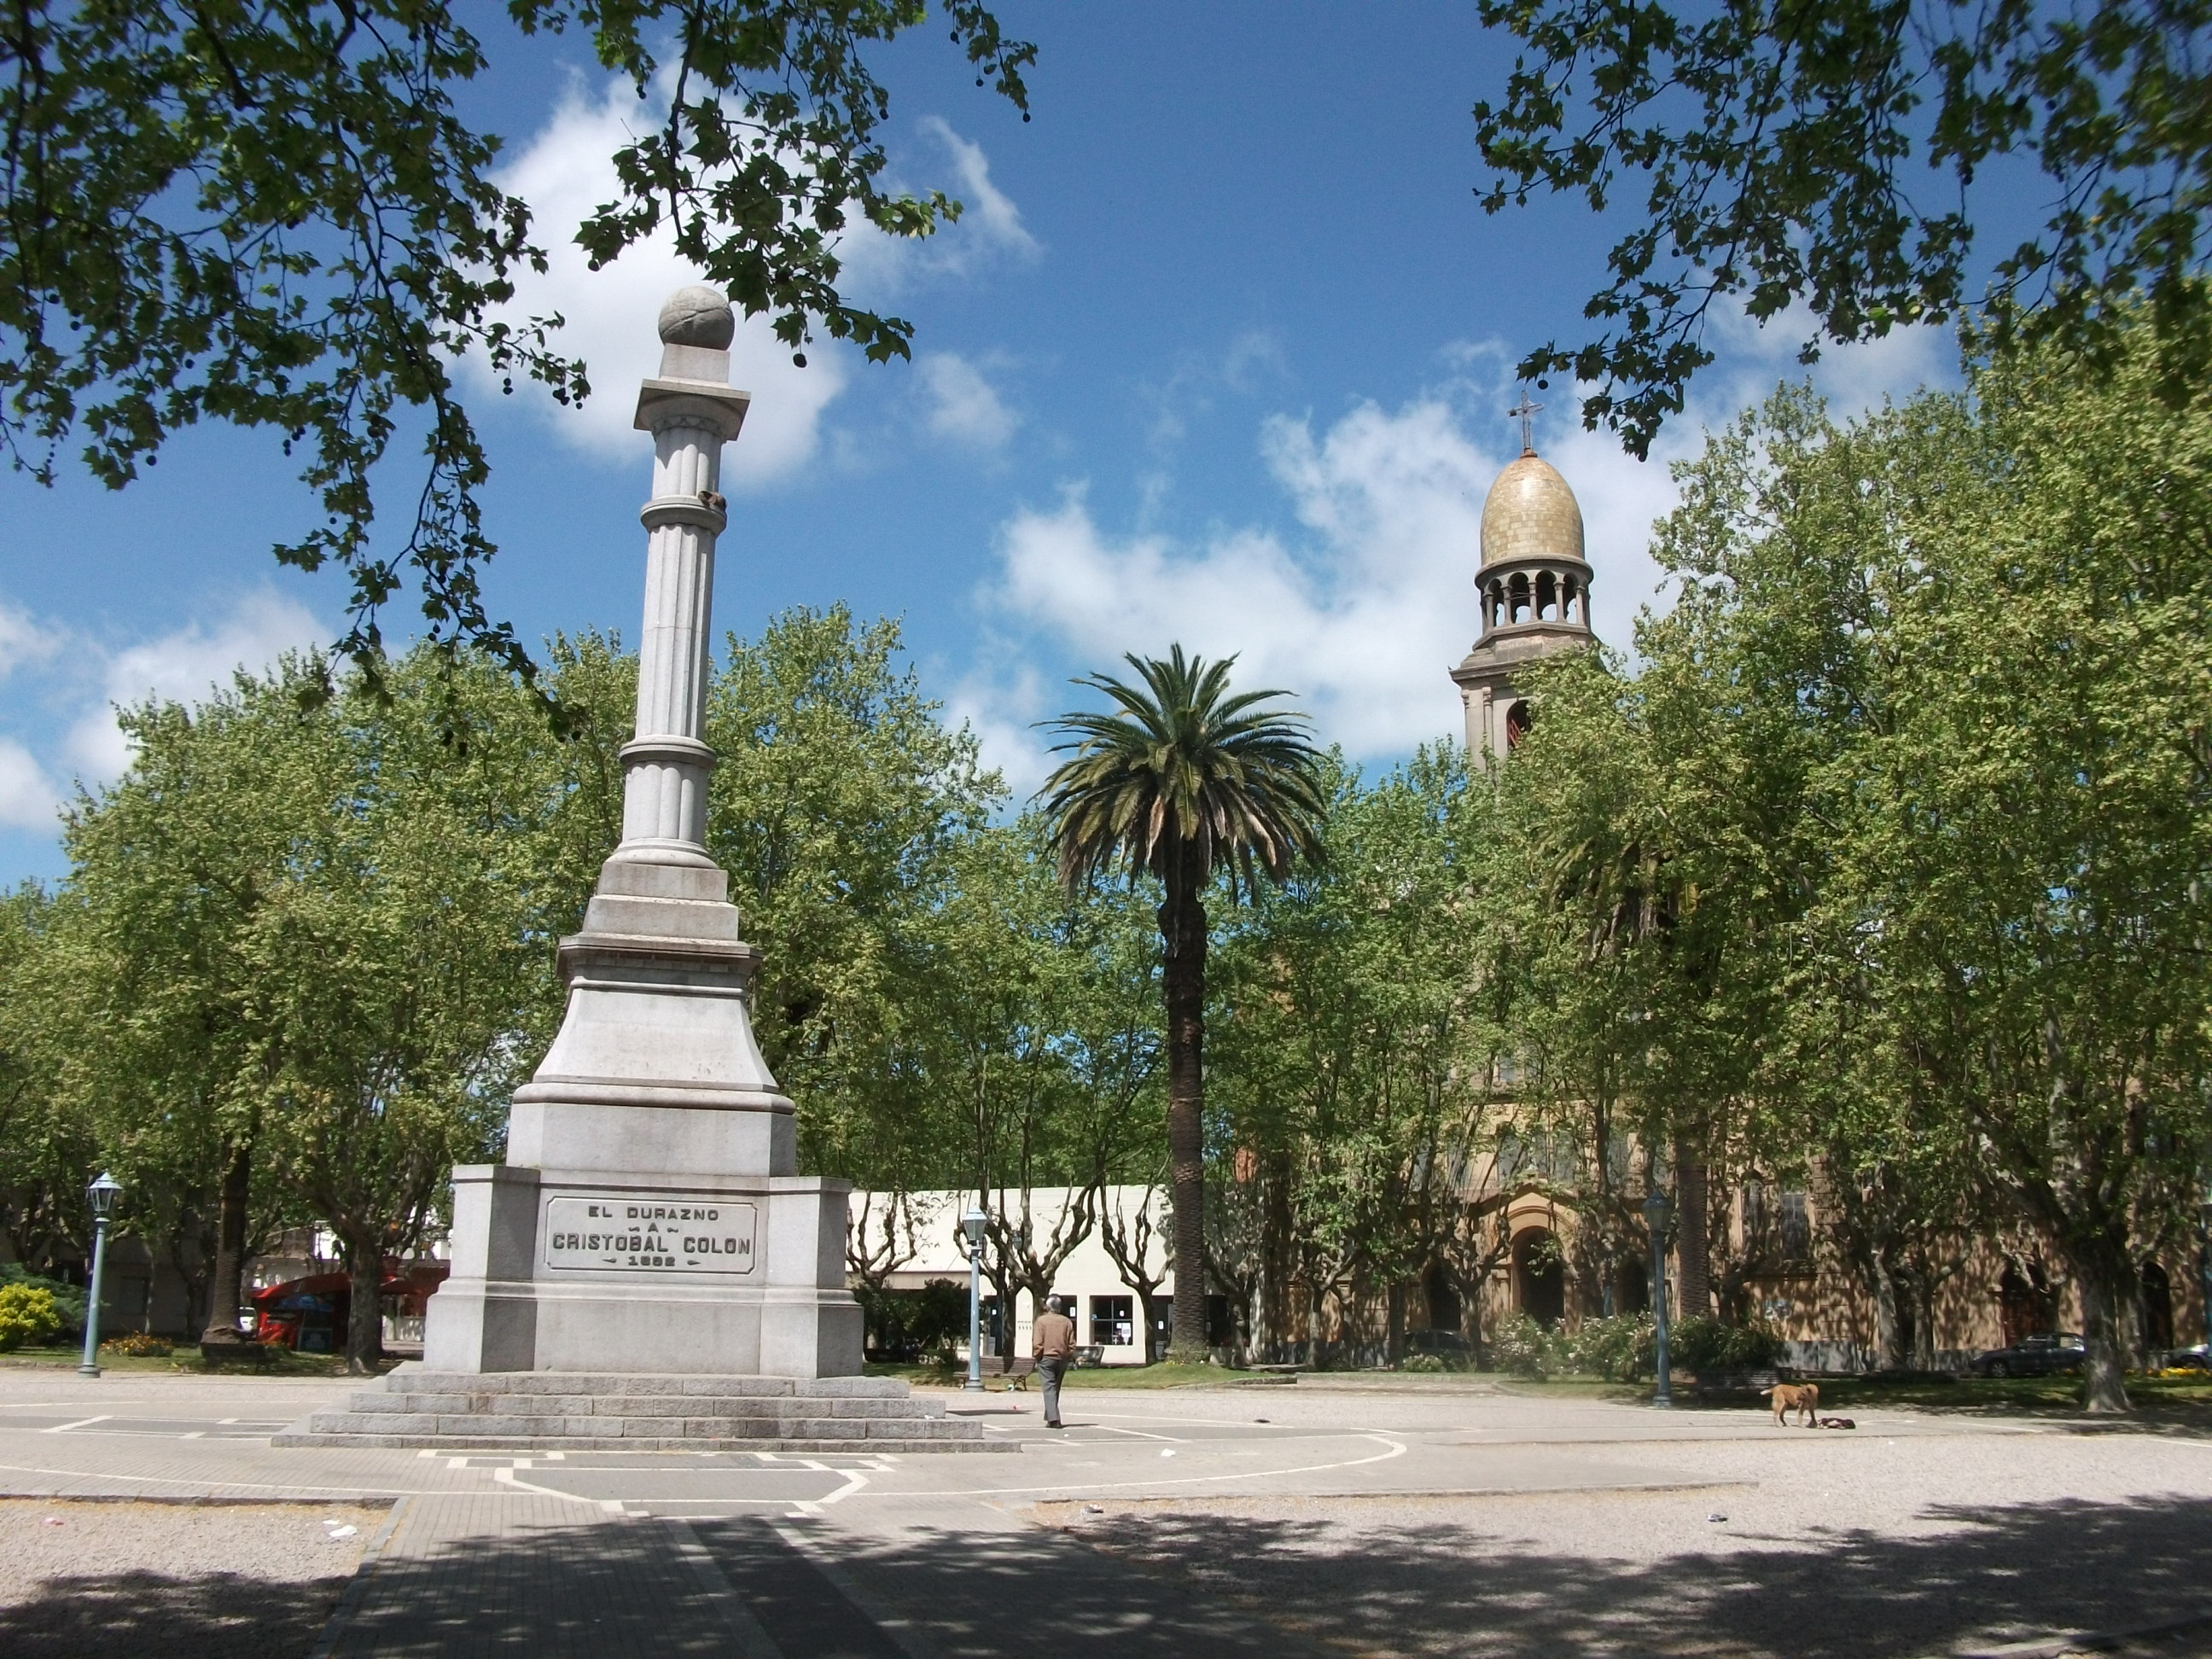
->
[1, 1370, 2209, 1656]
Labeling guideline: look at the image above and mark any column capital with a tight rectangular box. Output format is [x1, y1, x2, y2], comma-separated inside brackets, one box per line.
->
[634, 380, 751, 441]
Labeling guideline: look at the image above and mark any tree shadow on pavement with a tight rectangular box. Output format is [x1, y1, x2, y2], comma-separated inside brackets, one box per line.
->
[1058, 1492, 2212, 1657]
[0, 1567, 345, 1659]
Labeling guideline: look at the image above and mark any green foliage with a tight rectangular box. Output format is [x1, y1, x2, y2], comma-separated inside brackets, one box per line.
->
[1667, 1317, 1781, 1374]
[0, 1284, 61, 1351]
[1, 0, 1032, 684]
[0, 1266, 84, 1338]
[1473, 0, 2212, 456]
[1398, 1351, 1447, 1372]
[1487, 1311, 1553, 1377]
[1555, 1313, 1656, 1383]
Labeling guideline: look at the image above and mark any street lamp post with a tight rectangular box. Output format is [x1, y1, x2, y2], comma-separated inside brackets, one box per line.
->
[1644, 1188, 1673, 1409]
[962, 1206, 988, 1393]
[78, 1172, 123, 1378]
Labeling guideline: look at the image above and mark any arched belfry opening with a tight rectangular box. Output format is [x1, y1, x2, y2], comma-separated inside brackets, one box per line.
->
[1449, 399, 1599, 761]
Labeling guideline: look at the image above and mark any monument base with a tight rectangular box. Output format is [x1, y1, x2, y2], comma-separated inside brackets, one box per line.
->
[273, 1365, 1012, 1452]
[422, 1163, 863, 1377]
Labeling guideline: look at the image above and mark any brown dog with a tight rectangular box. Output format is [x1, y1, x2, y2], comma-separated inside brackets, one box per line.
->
[1765, 1382, 1819, 1427]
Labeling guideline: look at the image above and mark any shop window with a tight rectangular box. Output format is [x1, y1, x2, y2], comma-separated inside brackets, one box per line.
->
[1091, 1295, 1134, 1348]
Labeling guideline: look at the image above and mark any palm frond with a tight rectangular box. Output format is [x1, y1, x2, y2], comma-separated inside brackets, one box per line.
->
[1036, 644, 1329, 902]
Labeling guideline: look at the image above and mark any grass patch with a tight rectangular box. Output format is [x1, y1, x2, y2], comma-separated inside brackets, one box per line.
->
[0, 1343, 381, 1377]
[882, 1359, 1291, 1391]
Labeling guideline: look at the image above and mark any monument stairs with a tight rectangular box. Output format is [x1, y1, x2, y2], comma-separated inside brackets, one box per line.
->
[274, 1364, 1010, 1452]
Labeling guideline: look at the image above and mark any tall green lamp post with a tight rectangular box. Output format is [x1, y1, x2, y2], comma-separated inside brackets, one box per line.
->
[78, 1172, 123, 1377]
[1644, 1187, 1673, 1409]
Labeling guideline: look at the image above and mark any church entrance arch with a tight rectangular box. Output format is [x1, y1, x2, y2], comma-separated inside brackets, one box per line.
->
[1513, 1227, 1566, 1328]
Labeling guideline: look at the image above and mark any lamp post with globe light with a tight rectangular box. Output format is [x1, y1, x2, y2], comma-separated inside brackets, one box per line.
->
[78, 1172, 123, 1377]
[1644, 1187, 1673, 1408]
[962, 1206, 988, 1392]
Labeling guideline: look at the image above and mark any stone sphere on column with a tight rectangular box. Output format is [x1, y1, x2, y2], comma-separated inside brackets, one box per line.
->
[658, 285, 736, 350]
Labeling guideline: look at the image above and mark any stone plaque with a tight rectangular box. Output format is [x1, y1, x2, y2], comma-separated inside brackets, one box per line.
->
[542, 1194, 758, 1274]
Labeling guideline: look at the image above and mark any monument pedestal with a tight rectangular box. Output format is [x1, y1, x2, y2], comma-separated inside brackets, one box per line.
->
[425, 288, 862, 1386]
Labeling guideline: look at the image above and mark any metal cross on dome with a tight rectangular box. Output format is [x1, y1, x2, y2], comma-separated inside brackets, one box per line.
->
[1509, 390, 1543, 453]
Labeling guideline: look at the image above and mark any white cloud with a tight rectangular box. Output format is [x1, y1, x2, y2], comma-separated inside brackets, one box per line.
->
[467, 76, 848, 486]
[918, 353, 1019, 449]
[0, 738, 61, 830]
[0, 603, 62, 683]
[976, 317, 1958, 771]
[911, 116, 1039, 265]
[465, 83, 1037, 485]
[65, 592, 323, 780]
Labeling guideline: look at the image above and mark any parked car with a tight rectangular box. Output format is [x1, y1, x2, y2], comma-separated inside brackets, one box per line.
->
[2162, 1343, 2210, 1371]
[1968, 1333, 2087, 1377]
[1404, 1329, 1474, 1359]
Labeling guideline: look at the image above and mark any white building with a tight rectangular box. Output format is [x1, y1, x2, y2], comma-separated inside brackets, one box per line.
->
[847, 1185, 1173, 1365]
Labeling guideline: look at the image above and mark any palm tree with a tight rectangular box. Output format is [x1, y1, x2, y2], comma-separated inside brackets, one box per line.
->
[1039, 646, 1328, 1361]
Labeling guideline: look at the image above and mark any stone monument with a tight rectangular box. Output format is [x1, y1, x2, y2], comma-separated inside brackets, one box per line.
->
[421, 283, 859, 1380]
[279, 288, 997, 1452]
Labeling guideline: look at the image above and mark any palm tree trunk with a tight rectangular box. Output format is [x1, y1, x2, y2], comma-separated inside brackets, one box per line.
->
[1161, 881, 1209, 1361]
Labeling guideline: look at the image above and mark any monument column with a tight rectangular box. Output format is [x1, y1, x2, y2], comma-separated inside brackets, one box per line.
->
[422, 286, 863, 1378]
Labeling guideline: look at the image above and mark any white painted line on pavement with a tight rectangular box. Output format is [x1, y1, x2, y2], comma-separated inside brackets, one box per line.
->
[891, 1431, 1409, 1499]
[42, 1416, 111, 1434]
[667, 1516, 786, 1659]
[492, 1464, 602, 1508]
[771, 1519, 946, 1659]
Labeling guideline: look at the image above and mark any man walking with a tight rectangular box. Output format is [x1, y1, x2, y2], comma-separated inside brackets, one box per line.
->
[1033, 1295, 1076, 1429]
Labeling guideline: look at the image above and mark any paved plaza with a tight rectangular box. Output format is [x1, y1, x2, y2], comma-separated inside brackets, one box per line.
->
[0, 1369, 2207, 1657]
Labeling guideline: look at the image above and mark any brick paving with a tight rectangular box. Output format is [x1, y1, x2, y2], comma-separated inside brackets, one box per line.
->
[1, 1368, 2209, 1656]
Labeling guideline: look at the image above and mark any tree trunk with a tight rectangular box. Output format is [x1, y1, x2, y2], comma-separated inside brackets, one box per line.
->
[342, 1235, 385, 1376]
[1873, 1259, 1906, 1371]
[200, 1142, 252, 1346]
[1386, 1281, 1406, 1363]
[1160, 882, 1209, 1363]
[1909, 1274, 1938, 1372]
[1260, 1150, 1293, 1361]
[2075, 1247, 2136, 1414]
[1674, 1138, 1709, 1321]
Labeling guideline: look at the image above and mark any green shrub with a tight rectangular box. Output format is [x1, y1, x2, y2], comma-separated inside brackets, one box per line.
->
[1668, 1317, 1782, 1372]
[1557, 1313, 1657, 1382]
[0, 1266, 84, 1338]
[0, 1284, 63, 1351]
[1399, 1352, 1447, 1373]
[100, 1331, 173, 1358]
[1486, 1311, 1552, 1377]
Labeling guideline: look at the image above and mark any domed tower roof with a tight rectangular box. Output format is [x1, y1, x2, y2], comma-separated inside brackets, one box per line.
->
[1452, 440, 1599, 761]
[1481, 451, 1586, 568]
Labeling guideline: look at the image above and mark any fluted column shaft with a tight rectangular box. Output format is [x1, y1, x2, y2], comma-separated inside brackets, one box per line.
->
[616, 408, 729, 861]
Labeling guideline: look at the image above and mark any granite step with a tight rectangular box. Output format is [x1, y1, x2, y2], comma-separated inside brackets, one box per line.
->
[271, 1363, 1007, 1453]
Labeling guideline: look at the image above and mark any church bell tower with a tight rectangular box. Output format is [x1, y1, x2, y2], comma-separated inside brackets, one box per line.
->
[1451, 399, 1597, 759]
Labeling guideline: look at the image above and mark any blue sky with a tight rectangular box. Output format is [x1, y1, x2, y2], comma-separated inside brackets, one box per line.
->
[0, 1, 1957, 882]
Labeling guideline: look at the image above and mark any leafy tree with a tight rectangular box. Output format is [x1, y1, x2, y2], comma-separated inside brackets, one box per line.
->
[1211, 747, 1491, 1363]
[2, 1, 1032, 686]
[62, 644, 613, 1368]
[1473, 0, 2212, 454]
[704, 604, 999, 1196]
[1042, 648, 1329, 1360]
[1574, 336, 2212, 1412]
[0, 885, 96, 1278]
